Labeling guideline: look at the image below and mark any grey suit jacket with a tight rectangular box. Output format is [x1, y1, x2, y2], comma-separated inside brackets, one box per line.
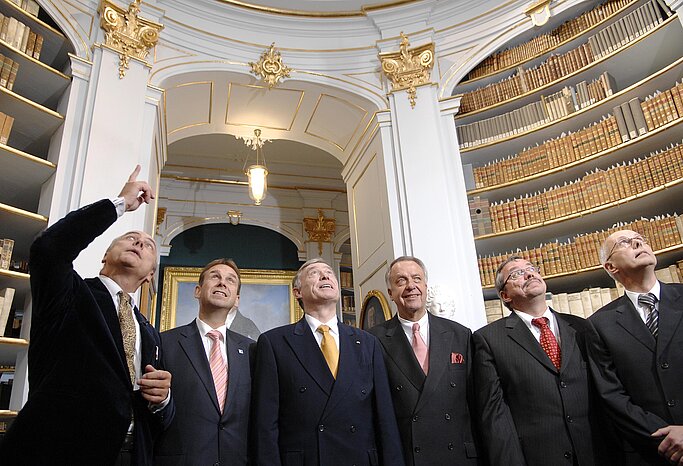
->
[473, 310, 618, 466]
[368, 313, 479, 465]
[588, 282, 683, 465]
[154, 320, 255, 466]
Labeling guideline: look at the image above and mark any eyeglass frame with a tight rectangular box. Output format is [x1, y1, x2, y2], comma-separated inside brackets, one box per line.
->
[604, 236, 648, 262]
[502, 265, 540, 289]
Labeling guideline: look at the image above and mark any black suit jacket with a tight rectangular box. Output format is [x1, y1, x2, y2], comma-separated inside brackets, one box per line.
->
[473, 310, 617, 466]
[587, 282, 683, 465]
[0, 199, 174, 465]
[251, 318, 405, 466]
[155, 320, 255, 465]
[368, 313, 479, 465]
[230, 309, 261, 340]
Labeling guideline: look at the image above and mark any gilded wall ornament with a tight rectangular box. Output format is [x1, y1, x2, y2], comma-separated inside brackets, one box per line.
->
[379, 32, 435, 108]
[249, 43, 291, 89]
[99, 0, 163, 78]
[303, 209, 336, 256]
[524, 0, 552, 26]
[155, 207, 166, 234]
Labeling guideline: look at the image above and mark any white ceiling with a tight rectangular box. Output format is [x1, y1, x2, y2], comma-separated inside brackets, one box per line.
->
[219, 0, 420, 16]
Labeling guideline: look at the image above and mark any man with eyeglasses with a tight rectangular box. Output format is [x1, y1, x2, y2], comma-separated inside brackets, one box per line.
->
[472, 256, 618, 465]
[588, 230, 683, 465]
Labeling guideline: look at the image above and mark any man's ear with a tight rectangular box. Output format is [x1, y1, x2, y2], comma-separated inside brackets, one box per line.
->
[194, 284, 201, 299]
[101, 252, 108, 264]
[387, 288, 393, 300]
[293, 287, 302, 299]
[499, 290, 512, 306]
[604, 261, 618, 275]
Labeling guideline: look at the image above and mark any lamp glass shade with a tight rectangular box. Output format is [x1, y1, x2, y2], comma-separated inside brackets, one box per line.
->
[247, 164, 268, 205]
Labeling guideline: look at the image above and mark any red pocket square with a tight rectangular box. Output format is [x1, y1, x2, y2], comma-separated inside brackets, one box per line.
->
[451, 352, 464, 364]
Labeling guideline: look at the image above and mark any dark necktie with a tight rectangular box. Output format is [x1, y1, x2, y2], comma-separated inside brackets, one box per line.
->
[117, 291, 136, 387]
[638, 293, 659, 338]
[532, 317, 561, 370]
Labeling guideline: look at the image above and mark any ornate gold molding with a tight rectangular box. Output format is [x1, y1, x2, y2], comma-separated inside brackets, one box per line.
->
[99, 0, 163, 78]
[249, 43, 291, 89]
[379, 32, 435, 108]
[524, 0, 552, 27]
[156, 207, 166, 234]
[303, 209, 336, 255]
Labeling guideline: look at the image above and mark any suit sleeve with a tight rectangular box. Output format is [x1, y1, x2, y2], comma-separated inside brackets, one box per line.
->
[370, 335, 406, 466]
[585, 322, 667, 449]
[252, 333, 282, 466]
[472, 331, 526, 465]
[29, 200, 118, 324]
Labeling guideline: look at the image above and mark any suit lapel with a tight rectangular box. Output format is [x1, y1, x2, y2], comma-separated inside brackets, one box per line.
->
[555, 312, 576, 373]
[135, 308, 158, 368]
[657, 283, 683, 355]
[223, 330, 249, 418]
[416, 314, 451, 412]
[178, 320, 221, 412]
[284, 318, 334, 395]
[615, 296, 656, 352]
[379, 316, 426, 390]
[323, 324, 357, 417]
[506, 312, 558, 373]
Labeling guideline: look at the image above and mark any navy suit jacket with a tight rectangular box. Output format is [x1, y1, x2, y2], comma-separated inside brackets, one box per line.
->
[588, 282, 683, 465]
[368, 313, 480, 465]
[1, 199, 174, 465]
[473, 310, 618, 466]
[251, 318, 404, 466]
[155, 320, 255, 465]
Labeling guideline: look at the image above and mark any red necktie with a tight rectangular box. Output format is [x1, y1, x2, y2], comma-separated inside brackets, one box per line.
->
[207, 330, 228, 413]
[412, 323, 429, 374]
[532, 317, 561, 370]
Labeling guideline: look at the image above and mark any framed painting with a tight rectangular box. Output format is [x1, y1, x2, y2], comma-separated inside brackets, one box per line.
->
[159, 266, 303, 332]
[359, 290, 392, 330]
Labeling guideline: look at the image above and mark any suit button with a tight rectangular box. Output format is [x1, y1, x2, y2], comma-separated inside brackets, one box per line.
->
[450, 382, 456, 387]
[396, 385, 403, 391]
[219, 424, 225, 430]
[444, 413, 451, 420]
[448, 442, 454, 450]
[661, 362, 669, 369]
[414, 446, 421, 453]
[213, 463, 220, 466]
[350, 425, 356, 433]
[299, 386, 307, 393]
[564, 451, 572, 459]
[412, 415, 419, 422]
[318, 424, 325, 432]
[566, 416, 573, 423]
[668, 400, 676, 407]
[361, 389, 367, 395]
[560, 381, 567, 388]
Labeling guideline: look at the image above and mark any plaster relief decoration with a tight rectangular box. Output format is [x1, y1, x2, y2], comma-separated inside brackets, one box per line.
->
[99, 0, 163, 78]
[524, 0, 552, 27]
[303, 209, 336, 256]
[379, 32, 435, 108]
[156, 207, 167, 234]
[249, 43, 292, 89]
[426, 284, 457, 322]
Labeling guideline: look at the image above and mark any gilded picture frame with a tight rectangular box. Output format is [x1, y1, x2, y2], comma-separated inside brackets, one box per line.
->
[159, 266, 303, 332]
[359, 290, 392, 330]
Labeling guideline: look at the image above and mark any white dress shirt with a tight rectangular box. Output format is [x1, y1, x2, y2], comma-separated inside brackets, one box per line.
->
[624, 281, 661, 323]
[514, 307, 561, 345]
[305, 314, 340, 351]
[397, 311, 430, 348]
[196, 318, 229, 366]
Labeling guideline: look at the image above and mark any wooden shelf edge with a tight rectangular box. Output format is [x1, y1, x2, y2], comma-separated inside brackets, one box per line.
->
[0, 337, 29, 346]
[0, 269, 29, 280]
[457, 14, 679, 120]
[0, 0, 67, 40]
[0, 202, 48, 222]
[0, 39, 70, 80]
[0, 86, 64, 119]
[0, 142, 56, 169]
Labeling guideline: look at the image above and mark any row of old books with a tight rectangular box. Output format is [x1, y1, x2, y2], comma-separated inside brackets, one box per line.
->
[339, 270, 354, 288]
[341, 295, 355, 314]
[6, 0, 40, 17]
[477, 214, 683, 287]
[457, 74, 620, 148]
[465, 0, 633, 81]
[0, 287, 15, 337]
[0, 12, 44, 61]
[459, 0, 671, 115]
[0, 239, 14, 270]
[470, 81, 683, 189]
[588, 0, 671, 60]
[482, 141, 683, 235]
[0, 54, 18, 91]
[0, 111, 14, 145]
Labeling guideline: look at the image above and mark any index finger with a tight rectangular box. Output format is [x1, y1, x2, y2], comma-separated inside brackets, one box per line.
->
[128, 164, 141, 182]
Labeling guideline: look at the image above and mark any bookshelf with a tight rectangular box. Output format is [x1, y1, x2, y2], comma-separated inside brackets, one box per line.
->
[453, 0, 683, 308]
[0, 0, 73, 410]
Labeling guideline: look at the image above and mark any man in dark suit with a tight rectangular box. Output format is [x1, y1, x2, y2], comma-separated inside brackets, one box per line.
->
[473, 255, 616, 466]
[155, 258, 255, 465]
[368, 256, 480, 465]
[251, 258, 404, 466]
[1, 166, 174, 465]
[227, 298, 261, 340]
[588, 229, 683, 465]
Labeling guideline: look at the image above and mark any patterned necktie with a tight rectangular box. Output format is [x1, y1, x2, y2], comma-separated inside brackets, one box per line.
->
[317, 325, 339, 378]
[412, 323, 429, 374]
[532, 317, 561, 370]
[207, 330, 228, 413]
[117, 291, 136, 387]
[638, 293, 659, 338]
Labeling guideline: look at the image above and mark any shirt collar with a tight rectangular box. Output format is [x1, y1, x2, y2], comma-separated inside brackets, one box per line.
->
[98, 275, 137, 309]
[514, 306, 554, 327]
[196, 317, 227, 340]
[624, 280, 661, 309]
[397, 310, 429, 331]
[305, 313, 339, 335]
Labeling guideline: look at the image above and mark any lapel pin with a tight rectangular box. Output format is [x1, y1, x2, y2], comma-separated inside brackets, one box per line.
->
[238, 348, 244, 354]
[355, 340, 361, 345]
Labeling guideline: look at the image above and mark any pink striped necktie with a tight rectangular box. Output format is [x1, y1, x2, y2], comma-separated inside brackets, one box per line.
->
[207, 330, 228, 413]
[412, 323, 429, 374]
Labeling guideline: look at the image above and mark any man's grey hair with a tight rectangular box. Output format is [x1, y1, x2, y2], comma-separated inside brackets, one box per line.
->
[292, 258, 335, 309]
[494, 255, 524, 311]
[385, 256, 428, 288]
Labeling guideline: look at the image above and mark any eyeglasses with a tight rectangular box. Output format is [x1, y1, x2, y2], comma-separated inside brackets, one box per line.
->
[502, 265, 540, 288]
[604, 236, 648, 262]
